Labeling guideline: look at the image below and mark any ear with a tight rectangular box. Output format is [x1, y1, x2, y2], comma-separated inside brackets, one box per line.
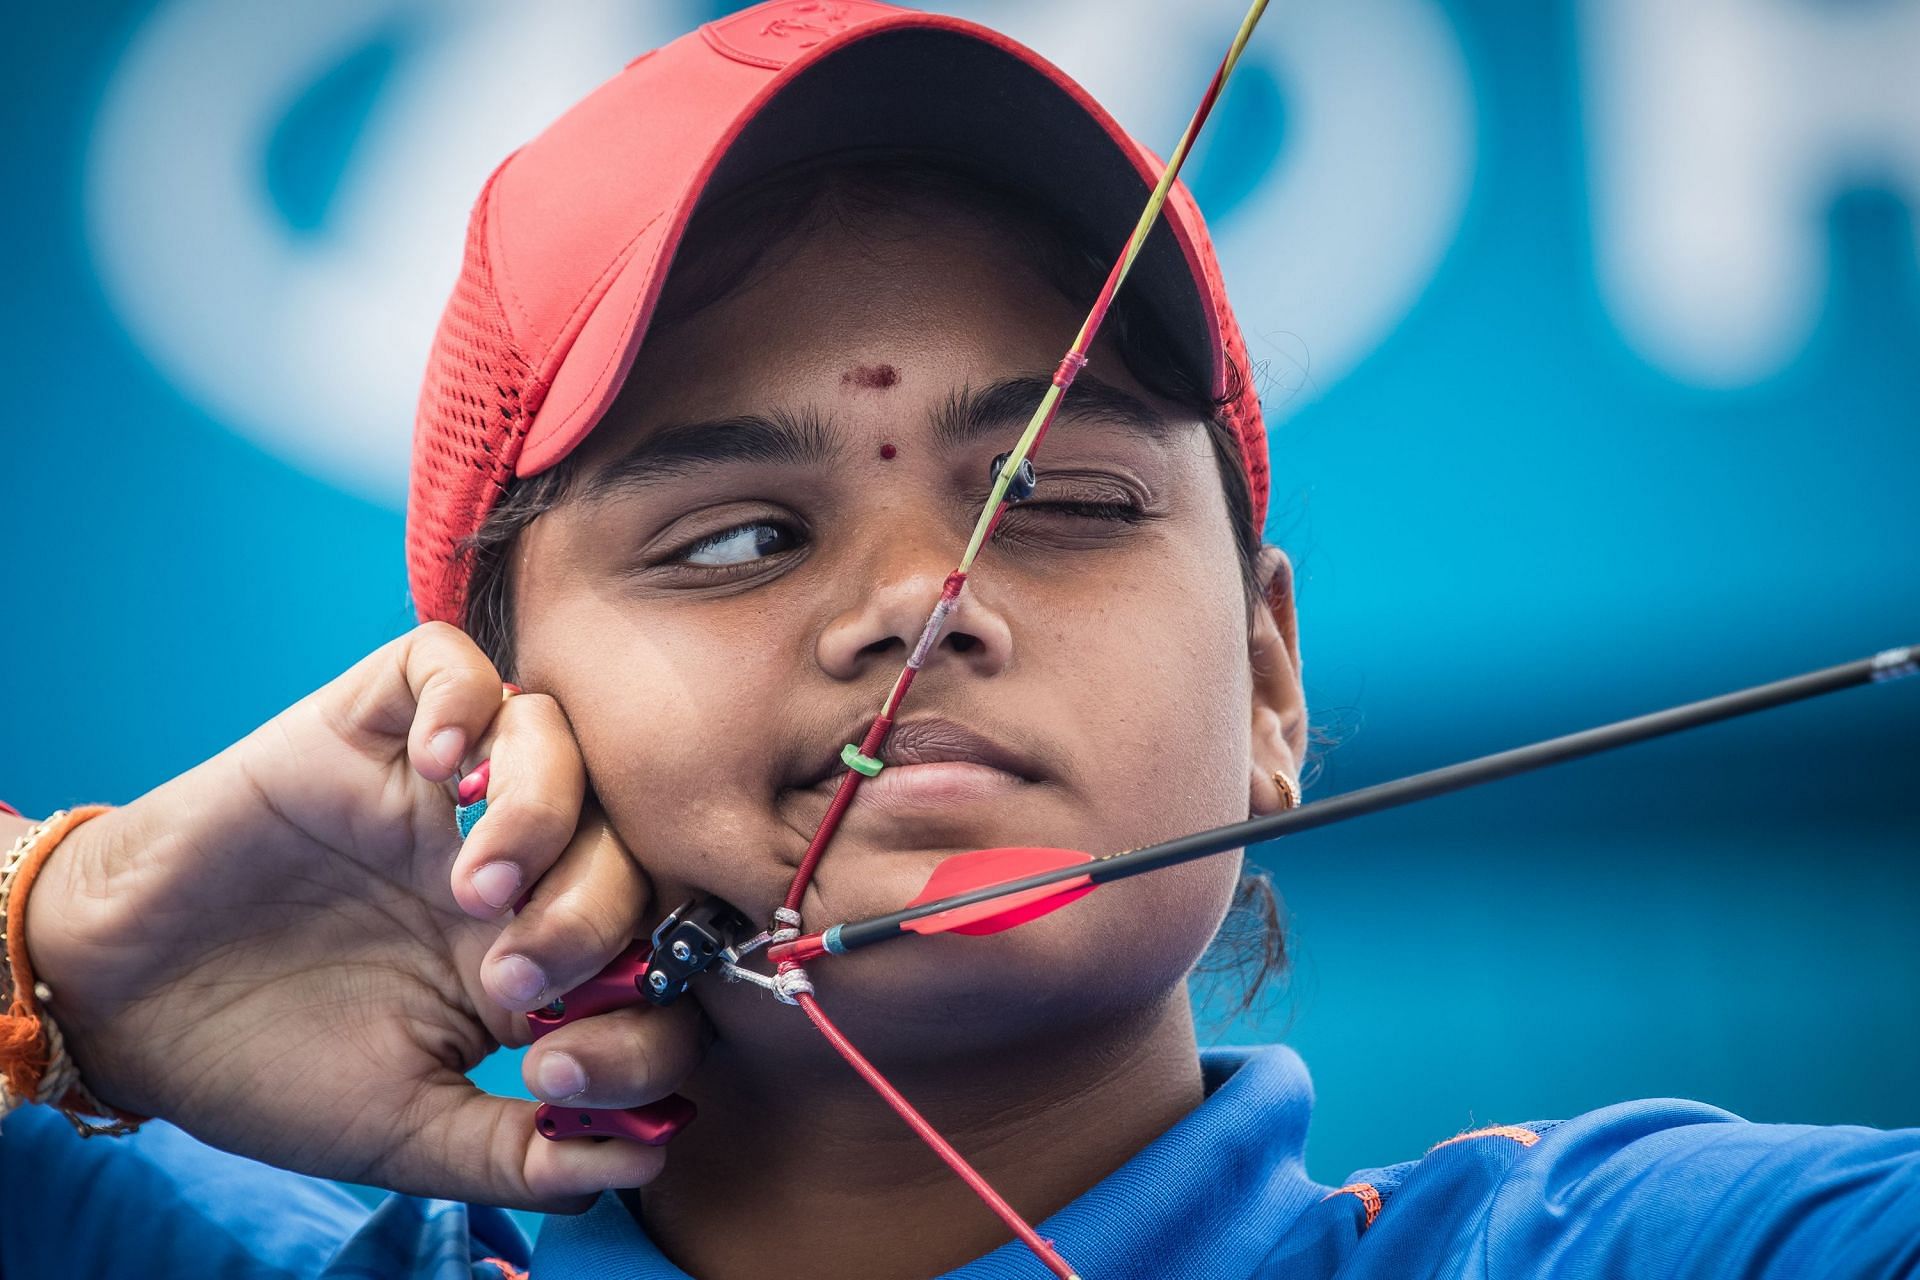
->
[1248, 545, 1308, 815]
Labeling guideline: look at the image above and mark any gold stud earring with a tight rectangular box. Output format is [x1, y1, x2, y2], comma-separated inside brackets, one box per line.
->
[1271, 770, 1301, 811]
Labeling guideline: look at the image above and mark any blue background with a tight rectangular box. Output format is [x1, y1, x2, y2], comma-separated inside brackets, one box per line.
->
[4, 0, 1915, 1210]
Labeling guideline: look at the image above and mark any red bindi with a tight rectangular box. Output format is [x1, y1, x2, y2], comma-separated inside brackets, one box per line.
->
[879, 443, 898, 460]
[842, 363, 899, 390]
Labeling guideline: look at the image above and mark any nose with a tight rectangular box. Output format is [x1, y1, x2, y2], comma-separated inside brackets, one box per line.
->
[816, 540, 1014, 684]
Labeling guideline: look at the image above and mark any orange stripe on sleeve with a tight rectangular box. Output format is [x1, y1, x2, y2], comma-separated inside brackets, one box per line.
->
[1321, 1181, 1383, 1230]
[1429, 1123, 1541, 1153]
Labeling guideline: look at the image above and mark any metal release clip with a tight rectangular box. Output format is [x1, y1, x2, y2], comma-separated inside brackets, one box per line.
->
[642, 896, 754, 1005]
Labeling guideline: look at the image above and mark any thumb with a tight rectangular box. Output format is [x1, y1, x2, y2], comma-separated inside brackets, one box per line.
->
[392, 1076, 668, 1211]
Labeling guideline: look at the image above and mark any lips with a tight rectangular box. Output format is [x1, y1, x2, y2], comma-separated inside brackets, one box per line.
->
[881, 718, 1037, 777]
[792, 716, 1041, 792]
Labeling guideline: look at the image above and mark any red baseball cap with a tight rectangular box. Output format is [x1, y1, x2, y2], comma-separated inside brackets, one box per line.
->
[407, 0, 1268, 625]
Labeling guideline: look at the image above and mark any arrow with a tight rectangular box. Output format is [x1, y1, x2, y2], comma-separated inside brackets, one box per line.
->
[771, 644, 1918, 966]
[899, 845, 1095, 936]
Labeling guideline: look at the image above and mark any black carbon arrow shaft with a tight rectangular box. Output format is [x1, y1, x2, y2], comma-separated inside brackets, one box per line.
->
[810, 644, 1918, 956]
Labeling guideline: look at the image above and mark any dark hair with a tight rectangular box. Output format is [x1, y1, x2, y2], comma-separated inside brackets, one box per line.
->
[459, 153, 1287, 1015]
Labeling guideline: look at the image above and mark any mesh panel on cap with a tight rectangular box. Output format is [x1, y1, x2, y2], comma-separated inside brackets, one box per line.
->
[408, 166, 548, 624]
[1161, 181, 1268, 528]
[1213, 275, 1269, 526]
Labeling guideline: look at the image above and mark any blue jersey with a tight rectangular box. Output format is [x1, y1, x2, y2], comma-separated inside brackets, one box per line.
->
[4, 1045, 1916, 1278]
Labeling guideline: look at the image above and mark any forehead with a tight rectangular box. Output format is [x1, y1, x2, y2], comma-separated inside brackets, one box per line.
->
[579, 206, 1095, 457]
[572, 214, 1194, 476]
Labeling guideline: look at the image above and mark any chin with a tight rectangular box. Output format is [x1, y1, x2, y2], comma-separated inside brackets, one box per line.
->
[718, 886, 1202, 1054]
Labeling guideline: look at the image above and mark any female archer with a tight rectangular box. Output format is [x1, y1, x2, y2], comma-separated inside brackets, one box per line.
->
[3, 3, 1916, 1278]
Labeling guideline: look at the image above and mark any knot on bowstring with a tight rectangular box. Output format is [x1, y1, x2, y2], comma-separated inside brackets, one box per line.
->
[769, 905, 802, 944]
[772, 964, 815, 1005]
[1052, 351, 1088, 388]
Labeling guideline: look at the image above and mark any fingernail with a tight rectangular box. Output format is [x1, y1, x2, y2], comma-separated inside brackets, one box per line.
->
[489, 953, 546, 1007]
[501, 682, 523, 697]
[535, 1051, 588, 1101]
[428, 728, 466, 772]
[471, 861, 521, 911]
[456, 759, 492, 806]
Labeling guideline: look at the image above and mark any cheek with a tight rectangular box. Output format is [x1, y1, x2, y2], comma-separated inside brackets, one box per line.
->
[1079, 541, 1253, 953]
[1054, 552, 1256, 851]
[1064, 601, 1251, 990]
[969, 531, 1250, 1014]
[520, 597, 796, 891]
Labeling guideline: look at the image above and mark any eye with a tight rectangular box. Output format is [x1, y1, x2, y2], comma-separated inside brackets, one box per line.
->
[989, 490, 1155, 554]
[677, 520, 801, 567]
[1021, 500, 1145, 523]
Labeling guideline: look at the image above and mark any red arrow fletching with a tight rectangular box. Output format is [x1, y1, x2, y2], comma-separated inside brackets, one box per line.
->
[900, 846, 1096, 937]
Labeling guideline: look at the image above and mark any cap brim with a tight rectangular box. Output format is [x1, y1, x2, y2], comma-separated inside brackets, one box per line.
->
[519, 15, 1224, 476]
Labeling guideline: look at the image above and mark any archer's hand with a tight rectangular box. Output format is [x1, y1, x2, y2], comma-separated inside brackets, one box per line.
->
[21, 622, 703, 1210]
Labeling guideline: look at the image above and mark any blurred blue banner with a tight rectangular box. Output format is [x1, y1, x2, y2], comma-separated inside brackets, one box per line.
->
[4, 0, 1916, 1196]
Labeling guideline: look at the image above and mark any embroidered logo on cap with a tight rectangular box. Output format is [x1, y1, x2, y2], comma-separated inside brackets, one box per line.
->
[702, 0, 898, 70]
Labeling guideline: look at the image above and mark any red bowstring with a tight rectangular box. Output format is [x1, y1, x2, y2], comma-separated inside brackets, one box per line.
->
[766, 5, 1266, 1274]
[778, 8, 1231, 916]
[761, 304, 1112, 1280]
[794, 992, 1081, 1280]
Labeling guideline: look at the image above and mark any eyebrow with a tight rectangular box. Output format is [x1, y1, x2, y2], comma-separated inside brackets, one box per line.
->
[932, 373, 1182, 449]
[575, 373, 1181, 503]
[575, 406, 836, 504]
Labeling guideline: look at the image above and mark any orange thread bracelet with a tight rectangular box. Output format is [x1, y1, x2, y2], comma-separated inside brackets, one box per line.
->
[1, 805, 144, 1135]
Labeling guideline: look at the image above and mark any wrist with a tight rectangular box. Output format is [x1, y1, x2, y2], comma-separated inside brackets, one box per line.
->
[20, 801, 148, 1004]
[3, 805, 142, 1131]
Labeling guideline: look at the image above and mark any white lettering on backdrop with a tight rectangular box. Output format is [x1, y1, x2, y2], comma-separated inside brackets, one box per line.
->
[86, 0, 1474, 504]
[1581, 0, 1920, 387]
